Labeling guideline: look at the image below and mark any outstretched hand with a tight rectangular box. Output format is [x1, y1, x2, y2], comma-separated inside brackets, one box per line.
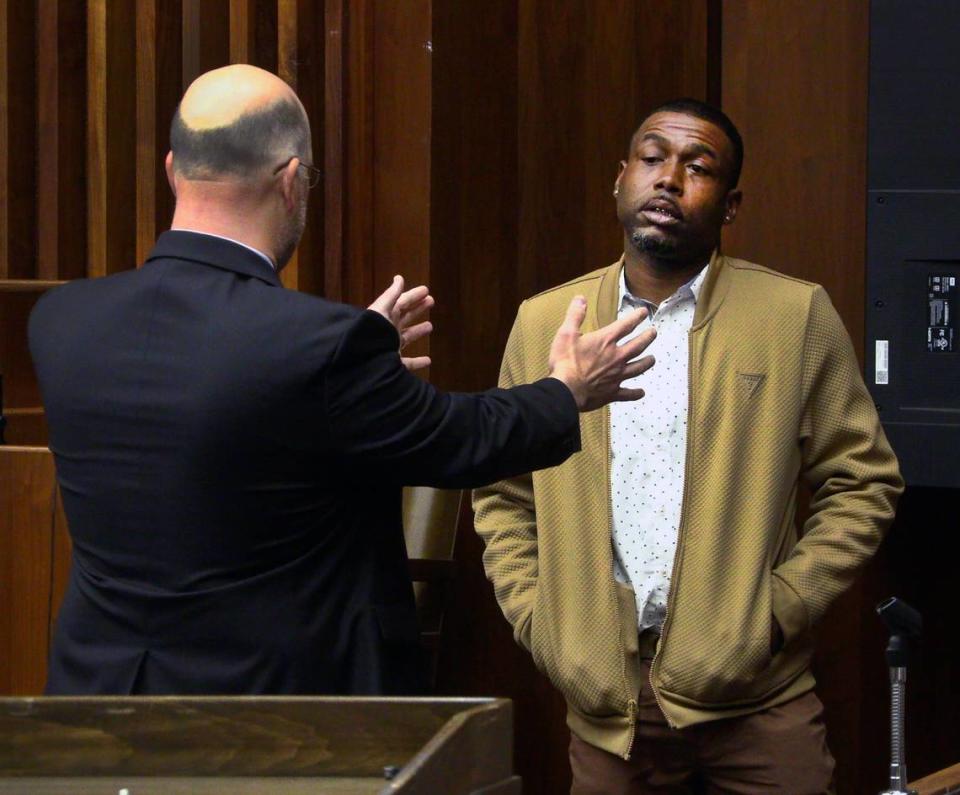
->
[368, 275, 434, 372]
[548, 296, 656, 411]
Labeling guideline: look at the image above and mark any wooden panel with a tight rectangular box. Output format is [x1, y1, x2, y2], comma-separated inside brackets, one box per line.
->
[371, 0, 431, 301]
[36, 0, 87, 281]
[276, 0, 301, 290]
[0, 696, 507, 779]
[721, 4, 873, 792]
[0, 0, 6, 278]
[323, 0, 346, 300]
[182, 0, 229, 90]
[0, 283, 63, 412]
[912, 761, 960, 795]
[282, 0, 325, 296]
[135, 0, 158, 265]
[136, 0, 183, 264]
[721, 0, 869, 352]
[87, 0, 137, 277]
[0, 777, 383, 794]
[230, 0, 277, 72]
[0, 0, 37, 279]
[322, 0, 430, 308]
[0, 448, 58, 695]
[344, 0, 374, 307]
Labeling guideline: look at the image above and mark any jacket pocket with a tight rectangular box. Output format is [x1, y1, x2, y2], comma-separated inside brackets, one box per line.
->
[657, 572, 780, 705]
[529, 582, 637, 718]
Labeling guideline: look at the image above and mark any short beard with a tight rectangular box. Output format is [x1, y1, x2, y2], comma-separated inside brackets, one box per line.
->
[630, 229, 680, 260]
[275, 193, 308, 271]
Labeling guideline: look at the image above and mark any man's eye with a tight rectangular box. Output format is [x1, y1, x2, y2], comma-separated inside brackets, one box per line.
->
[689, 163, 709, 175]
[641, 156, 661, 165]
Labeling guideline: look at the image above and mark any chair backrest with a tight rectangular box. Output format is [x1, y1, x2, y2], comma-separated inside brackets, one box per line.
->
[402, 486, 464, 689]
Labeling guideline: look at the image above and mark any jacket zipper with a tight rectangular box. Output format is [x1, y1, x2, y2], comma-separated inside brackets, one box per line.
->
[648, 328, 697, 730]
[607, 406, 640, 760]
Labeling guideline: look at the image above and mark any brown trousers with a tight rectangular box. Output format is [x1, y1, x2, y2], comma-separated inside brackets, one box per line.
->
[569, 656, 835, 795]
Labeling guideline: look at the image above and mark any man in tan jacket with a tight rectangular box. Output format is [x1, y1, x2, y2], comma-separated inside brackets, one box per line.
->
[473, 99, 903, 793]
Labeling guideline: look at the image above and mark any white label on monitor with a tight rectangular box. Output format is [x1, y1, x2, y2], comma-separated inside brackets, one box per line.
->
[875, 340, 889, 385]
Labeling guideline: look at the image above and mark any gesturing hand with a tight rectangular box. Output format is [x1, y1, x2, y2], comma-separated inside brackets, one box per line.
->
[368, 275, 435, 372]
[548, 296, 656, 412]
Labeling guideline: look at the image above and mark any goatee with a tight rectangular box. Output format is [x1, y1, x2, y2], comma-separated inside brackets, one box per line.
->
[630, 229, 679, 260]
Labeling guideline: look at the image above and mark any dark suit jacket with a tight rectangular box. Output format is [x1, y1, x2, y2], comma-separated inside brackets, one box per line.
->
[29, 230, 580, 696]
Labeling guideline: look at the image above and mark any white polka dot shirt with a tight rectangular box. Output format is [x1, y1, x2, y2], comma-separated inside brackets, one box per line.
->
[610, 264, 708, 633]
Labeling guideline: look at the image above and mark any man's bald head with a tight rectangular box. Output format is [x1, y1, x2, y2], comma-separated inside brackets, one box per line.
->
[170, 64, 310, 181]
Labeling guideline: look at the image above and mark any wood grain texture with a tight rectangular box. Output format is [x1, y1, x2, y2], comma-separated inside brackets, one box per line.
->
[0, 0, 7, 278]
[87, 0, 137, 277]
[0, 449, 58, 695]
[0, 778, 384, 795]
[911, 761, 960, 795]
[0, 0, 37, 279]
[181, 0, 229, 90]
[284, 0, 324, 296]
[323, 0, 346, 300]
[0, 284, 62, 412]
[277, 0, 300, 290]
[343, 0, 374, 307]
[229, 0, 255, 64]
[371, 0, 431, 308]
[135, 0, 158, 265]
[36, 0, 87, 280]
[0, 697, 509, 781]
[136, 0, 183, 265]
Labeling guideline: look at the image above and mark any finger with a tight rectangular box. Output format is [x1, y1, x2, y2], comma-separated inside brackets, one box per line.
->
[620, 355, 655, 380]
[398, 294, 435, 327]
[399, 321, 433, 348]
[618, 327, 658, 360]
[559, 296, 588, 336]
[402, 356, 432, 372]
[395, 284, 431, 315]
[606, 305, 649, 341]
[368, 275, 405, 315]
[614, 387, 646, 402]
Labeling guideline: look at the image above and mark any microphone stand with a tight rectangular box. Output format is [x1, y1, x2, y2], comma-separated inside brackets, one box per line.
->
[877, 597, 922, 795]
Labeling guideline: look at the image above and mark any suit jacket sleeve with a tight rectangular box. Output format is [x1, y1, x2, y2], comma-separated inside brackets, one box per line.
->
[771, 286, 904, 646]
[323, 309, 580, 489]
[471, 304, 542, 652]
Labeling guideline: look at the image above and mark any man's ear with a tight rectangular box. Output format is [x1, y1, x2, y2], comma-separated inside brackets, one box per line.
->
[723, 188, 743, 225]
[614, 160, 626, 197]
[165, 151, 176, 196]
[279, 157, 300, 211]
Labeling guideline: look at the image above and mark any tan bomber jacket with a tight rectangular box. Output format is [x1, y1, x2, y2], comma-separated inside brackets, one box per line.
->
[472, 252, 903, 759]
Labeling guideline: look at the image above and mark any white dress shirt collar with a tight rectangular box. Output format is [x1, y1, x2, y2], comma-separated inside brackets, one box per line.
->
[174, 229, 276, 271]
[619, 261, 709, 309]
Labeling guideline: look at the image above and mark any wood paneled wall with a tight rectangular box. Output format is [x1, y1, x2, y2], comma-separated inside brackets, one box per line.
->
[2, 1, 955, 793]
[0, 0, 328, 289]
[0, 448, 70, 695]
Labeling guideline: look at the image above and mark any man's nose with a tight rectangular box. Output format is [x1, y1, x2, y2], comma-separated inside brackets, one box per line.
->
[654, 162, 683, 193]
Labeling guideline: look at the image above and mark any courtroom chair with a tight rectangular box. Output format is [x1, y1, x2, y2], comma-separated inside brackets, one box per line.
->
[402, 486, 463, 690]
